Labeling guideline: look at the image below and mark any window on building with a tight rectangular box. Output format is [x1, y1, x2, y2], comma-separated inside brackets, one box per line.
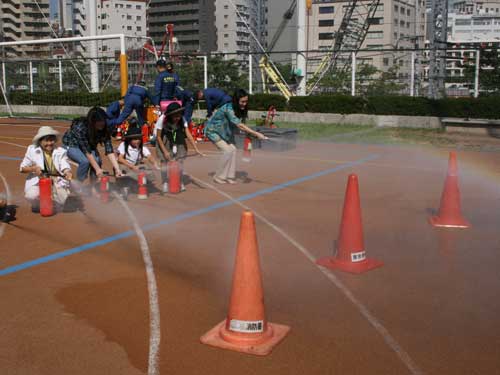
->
[400, 20, 405, 27]
[400, 7, 405, 14]
[319, 19, 334, 27]
[224, 43, 229, 47]
[101, 13, 106, 19]
[136, 5, 141, 9]
[394, 18, 398, 25]
[127, 15, 132, 20]
[224, 24, 228, 28]
[102, 24, 107, 30]
[224, 5, 228, 9]
[126, 4, 131, 8]
[367, 44, 383, 49]
[376, 4, 384, 12]
[368, 17, 383, 25]
[127, 26, 132, 30]
[224, 15, 228, 19]
[394, 32, 398, 39]
[137, 16, 141, 21]
[224, 33, 229, 37]
[319, 6, 334, 14]
[137, 26, 142, 31]
[318, 32, 335, 40]
[383, 57, 389, 66]
[394, 5, 398, 12]
[366, 31, 383, 39]
[406, 21, 410, 28]
[102, 45, 108, 51]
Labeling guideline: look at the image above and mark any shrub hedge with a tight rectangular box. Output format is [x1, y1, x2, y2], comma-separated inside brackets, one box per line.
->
[2, 91, 499, 119]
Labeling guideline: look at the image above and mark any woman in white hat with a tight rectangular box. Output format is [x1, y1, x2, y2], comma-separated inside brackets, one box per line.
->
[20, 126, 73, 212]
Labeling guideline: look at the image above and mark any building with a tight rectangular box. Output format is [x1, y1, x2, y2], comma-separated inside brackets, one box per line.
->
[0, 0, 52, 57]
[97, 0, 147, 56]
[147, 0, 216, 53]
[215, 0, 251, 56]
[448, 0, 500, 42]
[307, 0, 427, 80]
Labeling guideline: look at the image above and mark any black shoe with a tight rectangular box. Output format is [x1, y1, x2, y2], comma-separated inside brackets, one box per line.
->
[31, 205, 40, 214]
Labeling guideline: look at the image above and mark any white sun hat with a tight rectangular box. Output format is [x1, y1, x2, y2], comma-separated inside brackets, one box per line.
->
[32, 126, 60, 145]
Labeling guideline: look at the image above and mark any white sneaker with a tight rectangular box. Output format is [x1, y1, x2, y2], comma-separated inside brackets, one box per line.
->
[162, 182, 169, 193]
[181, 183, 186, 192]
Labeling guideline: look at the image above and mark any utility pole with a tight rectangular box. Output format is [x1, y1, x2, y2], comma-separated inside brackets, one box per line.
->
[427, 0, 448, 99]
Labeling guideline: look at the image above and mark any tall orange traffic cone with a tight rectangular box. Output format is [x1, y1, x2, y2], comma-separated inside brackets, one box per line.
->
[116, 126, 122, 140]
[429, 152, 470, 228]
[316, 174, 383, 274]
[200, 211, 290, 356]
[100, 176, 110, 203]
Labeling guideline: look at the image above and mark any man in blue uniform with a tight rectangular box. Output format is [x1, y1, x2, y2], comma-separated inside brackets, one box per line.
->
[195, 88, 232, 118]
[105, 98, 124, 130]
[107, 81, 151, 128]
[152, 60, 180, 108]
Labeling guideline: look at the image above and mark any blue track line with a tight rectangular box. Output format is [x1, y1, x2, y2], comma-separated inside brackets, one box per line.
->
[0, 156, 22, 161]
[0, 154, 378, 277]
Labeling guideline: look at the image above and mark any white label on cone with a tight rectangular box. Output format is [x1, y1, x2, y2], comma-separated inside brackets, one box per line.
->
[143, 176, 147, 185]
[351, 251, 366, 263]
[172, 145, 177, 155]
[229, 319, 264, 333]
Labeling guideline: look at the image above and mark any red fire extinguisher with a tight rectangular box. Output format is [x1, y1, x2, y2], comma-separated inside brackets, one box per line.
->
[100, 176, 110, 203]
[39, 176, 54, 217]
[243, 136, 252, 162]
[142, 124, 149, 144]
[137, 172, 148, 199]
[168, 161, 181, 194]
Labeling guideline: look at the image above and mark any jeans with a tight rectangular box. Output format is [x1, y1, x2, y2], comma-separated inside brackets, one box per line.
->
[64, 147, 102, 182]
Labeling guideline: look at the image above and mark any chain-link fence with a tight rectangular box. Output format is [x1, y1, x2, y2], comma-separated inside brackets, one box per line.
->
[1, 44, 498, 111]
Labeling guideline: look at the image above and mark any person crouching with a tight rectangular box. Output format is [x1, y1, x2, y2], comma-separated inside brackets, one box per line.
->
[155, 102, 204, 193]
[116, 126, 160, 196]
[20, 126, 72, 212]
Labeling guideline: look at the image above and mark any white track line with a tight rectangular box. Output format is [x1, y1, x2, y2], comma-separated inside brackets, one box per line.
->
[0, 172, 12, 238]
[0, 140, 27, 148]
[188, 174, 423, 375]
[112, 192, 161, 375]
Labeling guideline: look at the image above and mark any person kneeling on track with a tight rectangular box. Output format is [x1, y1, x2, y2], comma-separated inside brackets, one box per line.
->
[155, 102, 205, 193]
[20, 126, 73, 212]
[116, 126, 160, 194]
[63, 107, 122, 193]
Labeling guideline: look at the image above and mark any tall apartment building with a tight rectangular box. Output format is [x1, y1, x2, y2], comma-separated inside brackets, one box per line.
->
[66, 0, 146, 57]
[147, 0, 216, 53]
[214, 0, 268, 63]
[0, 0, 52, 57]
[97, 0, 147, 56]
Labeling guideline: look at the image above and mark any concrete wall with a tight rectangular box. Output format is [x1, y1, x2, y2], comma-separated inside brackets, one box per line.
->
[0, 104, 442, 129]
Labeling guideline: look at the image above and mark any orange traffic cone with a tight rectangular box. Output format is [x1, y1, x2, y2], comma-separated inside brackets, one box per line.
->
[317, 174, 383, 274]
[200, 211, 290, 356]
[137, 172, 148, 200]
[429, 152, 470, 228]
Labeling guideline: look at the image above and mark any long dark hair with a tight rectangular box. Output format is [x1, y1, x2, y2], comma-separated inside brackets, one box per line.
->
[232, 89, 248, 121]
[124, 135, 144, 160]
[86, 107, 110, 148]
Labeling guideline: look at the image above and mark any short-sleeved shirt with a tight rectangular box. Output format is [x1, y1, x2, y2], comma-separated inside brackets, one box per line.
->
[204, 103, 242, 143]
[154, 114, 188, 145]
[117, 142, 151, 165]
